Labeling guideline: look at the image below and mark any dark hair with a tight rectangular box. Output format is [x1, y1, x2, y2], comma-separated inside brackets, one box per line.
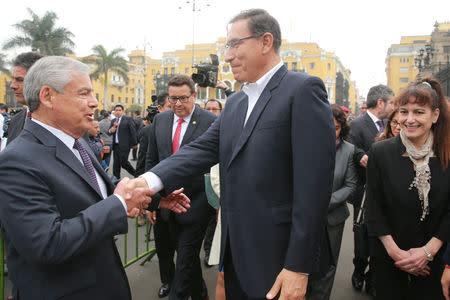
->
[114, 104, 124, 110]
[366, 84, 394, 109]
[168, 75, 195, 95]
[157, 92, 169, 107]
[395, 77, 450, 169]
[375, 108, 399, 142]
[0, 103, 8, 113]
[205, 99, 222, 111]
[134, 110, 140, 116]
[230, 9, 282, 53]
[331, 104, 350, 140]
[13, 52, 43, 70]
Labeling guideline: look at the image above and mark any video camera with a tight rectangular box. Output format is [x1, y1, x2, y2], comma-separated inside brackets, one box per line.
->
[191, 54, 219, 88]
[145, 95, 159, 123]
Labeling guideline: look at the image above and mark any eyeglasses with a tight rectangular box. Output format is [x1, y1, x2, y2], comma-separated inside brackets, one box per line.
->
[168, 95, 192, 103]
[390, 120, 400, 127]
[225, 34, 263, 49]
[206, 108, 221, 112]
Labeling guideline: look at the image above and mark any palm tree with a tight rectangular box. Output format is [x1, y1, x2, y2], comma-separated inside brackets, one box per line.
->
[82, 45, 129, 110]
[3, 8, 74, 55]
[0, 53, 9, 75]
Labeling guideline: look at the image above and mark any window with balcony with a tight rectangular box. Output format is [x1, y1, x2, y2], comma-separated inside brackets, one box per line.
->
[171, 67, 175, 75]
[111, 94, 114, 102]
[292, 62, 297, 72]
[328, 63, 331, 70]
[309, 62, 315, 70]
[399, 67, 409, 73]
[126, 97, 128, 103]
[164, 68, 168, 75]
[185, 68, 189, 74]
[152, 69, 156, 75]
[400, 77, 409, 83]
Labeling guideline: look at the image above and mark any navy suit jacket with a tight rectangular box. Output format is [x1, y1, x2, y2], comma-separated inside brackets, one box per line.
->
[6, 108, 27, 145]
[145, 107, 217, 224]
[150, 66, 335, 297]
[110, 116, 137, 151]
[0, 121, 131, 300]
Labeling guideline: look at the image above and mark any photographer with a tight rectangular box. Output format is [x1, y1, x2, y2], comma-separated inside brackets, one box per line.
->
[135, 92, 171, 177]
[215, 80, 234, 97]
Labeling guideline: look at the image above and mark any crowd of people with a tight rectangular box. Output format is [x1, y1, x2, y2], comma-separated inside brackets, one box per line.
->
[0, 7, 450, 300]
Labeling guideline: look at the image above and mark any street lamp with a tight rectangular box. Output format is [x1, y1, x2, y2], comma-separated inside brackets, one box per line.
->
[415, 44, 434, 73]
[178, 0, 211, 65]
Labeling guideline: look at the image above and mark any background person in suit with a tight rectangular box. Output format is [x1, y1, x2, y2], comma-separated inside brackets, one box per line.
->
[132, 110, 144, 160]
[109, 104, 137, 178]
[306, 104, 357, 300]
[0, 56, 189, 300]
[6, 52, 43, 146]
[131, 9, 335, 300]
[98, 110, 113, 170]
[348, 84, 394, 296]
[145, 75, 217, 300]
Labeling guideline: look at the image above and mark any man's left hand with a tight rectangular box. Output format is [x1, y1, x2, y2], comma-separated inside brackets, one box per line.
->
[132, 145, 138, 150]
[266, 268, 308, 300]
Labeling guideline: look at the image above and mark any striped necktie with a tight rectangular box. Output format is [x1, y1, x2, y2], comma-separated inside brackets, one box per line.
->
[74, 139, 100, 192]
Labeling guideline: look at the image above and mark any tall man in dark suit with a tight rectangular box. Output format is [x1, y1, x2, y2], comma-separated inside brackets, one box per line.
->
[131, 9, 335, 299]
[6, 52, 43, 145]
[145, 75, 217, 300]
[0, 56, 190, 300]
[348, 84, 394, 296]
[109, 104, 137, 178]
[132, 110, 144, 160]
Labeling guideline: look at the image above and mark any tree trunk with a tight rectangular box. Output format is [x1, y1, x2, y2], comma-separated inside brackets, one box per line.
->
[103, 72, 109, 111]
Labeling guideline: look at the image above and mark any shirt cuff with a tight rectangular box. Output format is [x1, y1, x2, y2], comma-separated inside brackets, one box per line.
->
[140, 172, 164, 193]
[114, 194, 128, 212]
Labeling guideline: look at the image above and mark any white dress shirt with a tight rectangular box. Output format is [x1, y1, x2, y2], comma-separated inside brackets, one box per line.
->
[366, 110, 383, 131]
[31, 119, 127, 211]
[172, 106, 195, 151]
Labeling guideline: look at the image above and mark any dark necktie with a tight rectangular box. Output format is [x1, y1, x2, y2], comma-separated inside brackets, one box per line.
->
[376, 120, 384, 133]
[74, 139, 100, 192]
[172, 119, 184, 153]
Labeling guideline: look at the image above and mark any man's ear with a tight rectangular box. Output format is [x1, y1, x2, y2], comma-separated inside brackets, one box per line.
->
[39, 86, 55, 109]
[261, 32, 274, 54]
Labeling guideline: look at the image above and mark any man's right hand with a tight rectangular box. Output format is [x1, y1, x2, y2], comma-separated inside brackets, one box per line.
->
[109, 126, 117, 133]
[115, 178, 153, 215]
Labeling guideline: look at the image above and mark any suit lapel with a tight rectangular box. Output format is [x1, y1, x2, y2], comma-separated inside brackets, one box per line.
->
[363, 113, 378, 136]
[162, 112, 174, 157]
[181, 108, 200, 147]
[227, 66, 288, 169]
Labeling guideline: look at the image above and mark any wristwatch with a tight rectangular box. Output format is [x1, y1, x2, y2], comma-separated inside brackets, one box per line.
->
[422, 246, 434, 261]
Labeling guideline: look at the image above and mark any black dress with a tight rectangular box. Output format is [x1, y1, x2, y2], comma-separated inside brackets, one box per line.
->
[366, 135, 450, 300]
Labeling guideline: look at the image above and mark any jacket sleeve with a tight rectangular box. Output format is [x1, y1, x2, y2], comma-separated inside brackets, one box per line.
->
[283, 76, 335, 274]
[329, 144, 357, 210]
[366, 146, 391, 237]
[128, 118, 137, 146]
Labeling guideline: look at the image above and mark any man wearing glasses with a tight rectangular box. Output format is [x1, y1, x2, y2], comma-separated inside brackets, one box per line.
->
[145, 74, 216, 300]
[136, 9, 335, 300]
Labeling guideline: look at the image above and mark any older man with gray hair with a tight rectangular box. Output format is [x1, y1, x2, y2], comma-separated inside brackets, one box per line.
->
[0, 56, 190, 300]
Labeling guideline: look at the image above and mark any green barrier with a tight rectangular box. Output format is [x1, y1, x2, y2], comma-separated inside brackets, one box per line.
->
[122, 217, 156, 268]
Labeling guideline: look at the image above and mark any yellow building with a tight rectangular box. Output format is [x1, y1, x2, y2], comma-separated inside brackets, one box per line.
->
[385, 35, 430, 95]
[77, 38, 358, 114]
[0, 73, 10, 105]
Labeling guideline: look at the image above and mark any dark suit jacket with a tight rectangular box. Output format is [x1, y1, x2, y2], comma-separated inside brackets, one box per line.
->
[145, 108, 217, 224]
[366, 135, 450, 262]
[109, 116, 137, 151]
[349, 112, 379, 205]
[149, 66, 335, 297]
[0, 121, 131, 300]
[6, 108, 27, 145]
[136, 124, 151, 177]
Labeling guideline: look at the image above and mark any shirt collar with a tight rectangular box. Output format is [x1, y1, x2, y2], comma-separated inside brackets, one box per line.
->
[366, 110, 381, 124]
[31, 118, 76, 151]
[174, 105, 195, 125]
[242, 61, 283, 97]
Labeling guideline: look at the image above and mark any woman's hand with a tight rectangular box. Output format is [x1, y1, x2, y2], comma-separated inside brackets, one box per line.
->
[395, 248, 430, 276]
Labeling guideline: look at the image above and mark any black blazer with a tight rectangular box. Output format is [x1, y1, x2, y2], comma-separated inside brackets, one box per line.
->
[145, 107, 217, 224]
[149, 66, 335, 297]
[366, 135, 450, 262]
[0, 120, 131, 300]
[6, 108, 27, 145]
[109, 116, 137, 150]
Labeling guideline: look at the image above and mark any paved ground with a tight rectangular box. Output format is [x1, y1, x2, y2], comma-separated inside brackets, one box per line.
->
[2, 154, 373, 300]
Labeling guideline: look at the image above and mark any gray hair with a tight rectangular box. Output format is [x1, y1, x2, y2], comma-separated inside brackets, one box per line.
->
[366, 84, 394, 109]
[230, 9, 282, 53]
[24, 56, 90, 112]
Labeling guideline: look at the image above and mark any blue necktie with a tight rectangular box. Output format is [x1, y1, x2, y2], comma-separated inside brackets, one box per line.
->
[376, 120, 384, 133]
[74, 139, 100, 192]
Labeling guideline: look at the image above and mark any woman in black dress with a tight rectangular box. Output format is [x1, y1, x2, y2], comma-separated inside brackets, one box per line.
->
[366, 77, 450, 299]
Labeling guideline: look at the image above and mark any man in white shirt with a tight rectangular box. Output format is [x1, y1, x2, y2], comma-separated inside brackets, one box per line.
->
[132, 9, 335, 300]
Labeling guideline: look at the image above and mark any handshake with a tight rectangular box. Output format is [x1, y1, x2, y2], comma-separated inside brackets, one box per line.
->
[114, 177, 191, 218]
